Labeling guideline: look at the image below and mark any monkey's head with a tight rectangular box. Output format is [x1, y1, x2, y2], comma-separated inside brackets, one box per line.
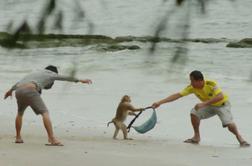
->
[121, 95, 131, 103]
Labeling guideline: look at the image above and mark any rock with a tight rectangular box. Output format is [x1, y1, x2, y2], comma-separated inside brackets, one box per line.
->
[186, 38, 229, 43]
[96, 44, 140, 52]
[127, 45, 140, 50]
[226, 38, 252, 48]
[0, 32, 116, 49]
[0, 32, 10, 40]
[241, 38, 252, 44]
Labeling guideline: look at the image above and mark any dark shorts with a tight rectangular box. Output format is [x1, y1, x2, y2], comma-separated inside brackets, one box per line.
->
[15, 87, 48, 115]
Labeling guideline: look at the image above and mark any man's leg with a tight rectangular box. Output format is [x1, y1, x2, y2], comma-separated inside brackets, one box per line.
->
[188, 114, 201, 142]
[217, 102, 250, 147]
[226, 123, 250, 147]
[41, 112, 63, 145]
[184, 114, 201, 144]
[15, 113, 24, 143]
[185, 106, 216, 144]
[15, 90, 27, 144]
[29, 91, 63, 146]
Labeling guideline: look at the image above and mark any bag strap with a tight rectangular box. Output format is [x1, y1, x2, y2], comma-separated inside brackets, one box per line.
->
[127, 106, 153, 132]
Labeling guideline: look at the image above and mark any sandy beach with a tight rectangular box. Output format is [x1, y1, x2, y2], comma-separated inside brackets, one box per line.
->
[0, 114, 251, 166]
[1, 1, 252, 165]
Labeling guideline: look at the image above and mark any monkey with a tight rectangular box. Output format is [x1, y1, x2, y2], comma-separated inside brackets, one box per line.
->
[107, 95, 144, 140]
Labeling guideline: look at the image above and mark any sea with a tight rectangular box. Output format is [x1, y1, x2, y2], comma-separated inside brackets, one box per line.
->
[0, 0, 251, 147]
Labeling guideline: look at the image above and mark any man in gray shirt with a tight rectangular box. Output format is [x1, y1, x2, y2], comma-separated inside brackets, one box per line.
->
[4, 65, 92, 146]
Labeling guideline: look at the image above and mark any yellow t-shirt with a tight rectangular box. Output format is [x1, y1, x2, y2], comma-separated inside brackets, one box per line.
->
[179, 80, 228, 106]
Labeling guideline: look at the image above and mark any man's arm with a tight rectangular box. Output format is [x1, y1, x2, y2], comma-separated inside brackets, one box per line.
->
[4, 89, 13, 99]
[53, 75, 92, 84]
[4, 83, 18, 99]
[79, 79, 92, 84]
[152, 93, 182, 108]
[194, 92, 224, 110]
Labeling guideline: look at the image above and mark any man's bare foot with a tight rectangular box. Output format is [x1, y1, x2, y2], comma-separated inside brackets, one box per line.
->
[15, 138, 24, 144]
[184, 138, 199, 144]
[124, 138, 133, 140]
[45, 142, 64, 146]
[47, 138, 63, 146]
[240, 141, 250, 147]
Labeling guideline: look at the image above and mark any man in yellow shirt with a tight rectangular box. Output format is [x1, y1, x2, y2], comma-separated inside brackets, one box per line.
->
[152, 70, 250, 147]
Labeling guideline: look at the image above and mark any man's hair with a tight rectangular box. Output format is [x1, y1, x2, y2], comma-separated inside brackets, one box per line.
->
[190, 70, 204, 81]
[45, 65, 58, 73]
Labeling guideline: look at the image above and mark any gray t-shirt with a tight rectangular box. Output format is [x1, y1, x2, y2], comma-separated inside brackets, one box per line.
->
[11, 69, 79, 91]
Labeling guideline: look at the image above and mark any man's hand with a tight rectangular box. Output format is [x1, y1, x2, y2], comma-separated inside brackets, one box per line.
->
[194, 102, 207, 110]
[79, 79, 92, 84]
[152, 102, 160, 109]
[4, 90, 13, 99]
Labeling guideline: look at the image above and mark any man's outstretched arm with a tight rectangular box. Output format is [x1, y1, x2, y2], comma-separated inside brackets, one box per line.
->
[152, 93, 182, 108]
[79, 79, 92, 84]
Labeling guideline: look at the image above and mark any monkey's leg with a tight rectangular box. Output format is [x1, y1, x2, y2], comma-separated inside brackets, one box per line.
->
[122, 123, 132, 140]
[113, 124, 119, 139]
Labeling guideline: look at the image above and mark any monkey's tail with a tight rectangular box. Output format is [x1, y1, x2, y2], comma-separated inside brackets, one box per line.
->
[107, 121, 113, 127]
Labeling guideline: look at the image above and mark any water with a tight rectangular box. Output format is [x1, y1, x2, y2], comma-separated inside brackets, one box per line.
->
[0, 0, 252, 147]
[1, 0, 252, 38]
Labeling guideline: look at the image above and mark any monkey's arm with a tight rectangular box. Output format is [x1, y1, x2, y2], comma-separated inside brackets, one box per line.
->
[128, 111, 137, 116]
[127, 104, 144, 112]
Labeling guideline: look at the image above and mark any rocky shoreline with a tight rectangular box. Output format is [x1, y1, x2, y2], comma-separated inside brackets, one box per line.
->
[0, 32, 251, 50]
[226, 38, 252, 48]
